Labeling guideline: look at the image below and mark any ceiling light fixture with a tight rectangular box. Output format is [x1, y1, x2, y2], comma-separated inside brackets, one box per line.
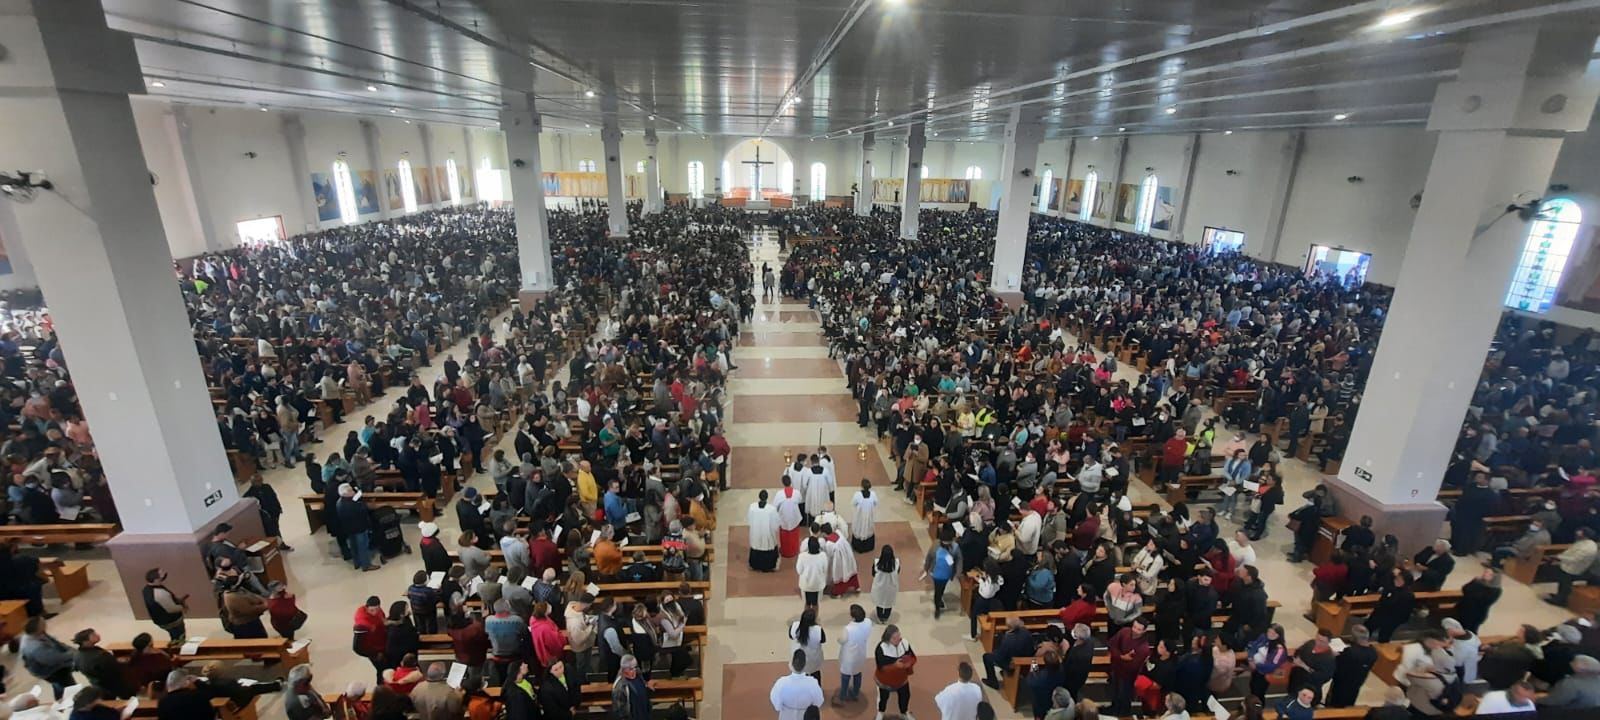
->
[1165, 106, 1177, 115]
[846, 129, 853, 134]
[149, 80, 165, 88]
[792, 98, 802, 106]
[389, 108, 397, 113]
[585, 89, 596, 98]
[1118, 127, 1126, 132]
[1091, 136, 1099, 141]
[1224, 130, 1234, 135]
[367, 85, 379, 92]
[1376, 8, 1425, 27]
[259, 106, 269, 112]
[1333, 113, 1349, 121]
[887, 121, 894, 127]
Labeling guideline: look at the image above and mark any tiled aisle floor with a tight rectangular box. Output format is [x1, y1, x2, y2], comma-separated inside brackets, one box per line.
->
[0, 229, 1576, 720]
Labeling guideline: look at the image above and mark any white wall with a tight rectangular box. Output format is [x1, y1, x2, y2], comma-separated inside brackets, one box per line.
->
[129, 99, 209, 258]
[1181, 130, 1295, 258]
[179, 105, 307, 246]
[1277, 127, 1436, 285]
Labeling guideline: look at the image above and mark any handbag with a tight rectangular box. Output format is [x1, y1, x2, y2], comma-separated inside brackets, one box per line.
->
[288, 609, 310, 632]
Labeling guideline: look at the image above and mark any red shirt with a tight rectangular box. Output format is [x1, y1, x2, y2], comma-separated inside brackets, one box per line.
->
[1162, 438, 1188, 468]
[1059, 599, 1097, 628]
[447, 619, 490, 666]
[353, 606, 388, 657]
[1313, 562, 1348, 591]
[1108, 627, 1151, 675]
[529, 537, 562, 578]
[528, 616, 566, 668]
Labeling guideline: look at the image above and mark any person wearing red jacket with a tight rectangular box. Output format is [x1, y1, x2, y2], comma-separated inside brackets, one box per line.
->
[528, 526, 562, 579]
[528, 601, 566, 669]
[1058, 584, 1098, 628]
[1160, 430, 1189, 487]
[352, 596, 389, 683]
[1311, 551, 1350, 602]
[1107, 619, 1152, 716]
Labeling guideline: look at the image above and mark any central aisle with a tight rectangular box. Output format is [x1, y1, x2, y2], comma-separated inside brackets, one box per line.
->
[705, 229, 969, 720]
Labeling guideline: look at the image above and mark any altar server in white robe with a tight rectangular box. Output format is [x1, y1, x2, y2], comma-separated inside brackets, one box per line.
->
[836, 604, 874, 704]
[851, 479, 880, 553]
[801, 455, 833, 522]
[770, 648, 825, 720]
[823, 519, 860, 596]
[814, 502, 849, 543]
[747, 490, 782, 572]
[817, 446, 837, 504]
[784, 457, 809, 516]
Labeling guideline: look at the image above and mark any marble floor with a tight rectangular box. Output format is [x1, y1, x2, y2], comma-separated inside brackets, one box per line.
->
[0, 228, 1579, 719]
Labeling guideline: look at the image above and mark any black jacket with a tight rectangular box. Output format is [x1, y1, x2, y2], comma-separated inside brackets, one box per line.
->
[336, 497, 371, 537]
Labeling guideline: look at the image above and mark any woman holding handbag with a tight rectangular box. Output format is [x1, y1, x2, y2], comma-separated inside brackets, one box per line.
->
[874, 625, 917, 720]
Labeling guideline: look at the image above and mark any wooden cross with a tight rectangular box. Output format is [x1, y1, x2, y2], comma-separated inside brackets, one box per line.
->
[741, 144, 774, 195]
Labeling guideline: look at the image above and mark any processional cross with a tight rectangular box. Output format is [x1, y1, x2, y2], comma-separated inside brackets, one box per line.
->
[741, 143, 774, 197]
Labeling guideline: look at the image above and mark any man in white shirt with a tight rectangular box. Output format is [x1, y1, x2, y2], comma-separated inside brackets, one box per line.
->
[1475, 680, 1537, 715]
[770, 649, 824, 720]
[1015, 507, 1042, 555]
[933, 661, 983, 720]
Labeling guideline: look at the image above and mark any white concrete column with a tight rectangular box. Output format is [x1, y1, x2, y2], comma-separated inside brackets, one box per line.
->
[901, 123, 926, 239]
[600, 94, 629, 236]
[1171, 133, 1200, 242]
[1101, 136, 1128, 229]
[990, 106, 1046, 303]
[644, 127, 661, 214]
[462, 127, 478, 201]
[170, 104, 222, 251]
[856, 131, 876, 216]
[280, 113, 319, 232]
[360, 119, 391, 220]
[1330, 28, 1599, 549]
[500, 92, 554, 303]
[0, 0, 263, 615]
[1260, 130, 1304, 262]
[712, 135, 728, 203]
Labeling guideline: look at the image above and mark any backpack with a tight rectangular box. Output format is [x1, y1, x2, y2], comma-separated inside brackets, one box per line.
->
[1026, 567, 1056, 605]
[661, 543, 687, 573]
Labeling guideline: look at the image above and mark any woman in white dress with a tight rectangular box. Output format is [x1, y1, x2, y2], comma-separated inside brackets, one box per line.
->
[796, 537, 830, 607]
[870, 545, 900, 623]
[852, 479, 880, 553]
[837, 604, 873, 704]
[789, 605, 826, 682]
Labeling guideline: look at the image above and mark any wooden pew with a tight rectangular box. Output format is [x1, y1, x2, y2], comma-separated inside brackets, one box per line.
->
[0, 599, 27, 640]
[449, 545, 718, 574]
[301, 492, 432, 533]
[318, 677, 704, 715]
[414, 625, 710, 665]
[978, 601, 1281, 653]
[1165, 473, 1224, 505]
[106, 636, 310, 670]
[1312, 590, 1463, 636]
[1002, 651, 1249, 710]
[0, 523, 120, 546]
[465, 581, 713, 610]
[104, 695, 257, 720]
[39, 557, 90, 603]
[1503, 544, 1571, 586]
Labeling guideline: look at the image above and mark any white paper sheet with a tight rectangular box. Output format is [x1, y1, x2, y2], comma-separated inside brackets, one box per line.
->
[427, 571, 446, 589]
[447, 662, 468, 689]
[478, 500, 492, 514]
[521, 577, 536, 591]
[951, 522, 966, 537]
[1207, 696, 1230, 720]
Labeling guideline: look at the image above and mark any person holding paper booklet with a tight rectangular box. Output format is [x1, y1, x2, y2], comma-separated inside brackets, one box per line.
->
[409, 662, 465, 720]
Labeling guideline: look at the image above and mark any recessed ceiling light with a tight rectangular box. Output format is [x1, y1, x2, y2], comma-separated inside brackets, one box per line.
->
[931, 131, 938, 137]
[404, 120, 412, 124]
[1224, 130, 1234, 135]
[585, 89, 596, 98]
[846, 129, 853, 134]
[259, 106, 269, 112]
[1165, 106, 1177, 115]
[584, 123, 590, 128]
[1376, 9, 1425, 28]
[1091, 136, 1099, 141]
[792, 98, 802, 106]
[1333, 113, 1349, 121]
[149, 80, 165, 88]
[366, 85, 379, 92]
[887, 121, 894, 127]
[389, 108, 398, 113]
[1118, 127, 1126, 132]
[648, 114, 655, 120]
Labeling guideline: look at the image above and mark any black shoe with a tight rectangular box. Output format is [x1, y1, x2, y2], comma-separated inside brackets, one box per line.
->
[983, 679, 1000, 690]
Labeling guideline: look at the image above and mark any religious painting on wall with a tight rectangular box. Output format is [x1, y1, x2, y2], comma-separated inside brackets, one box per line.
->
[1149, 186, 1175, 231]
[1064, 179, 1085, 215]
[383, 169, 405, 211]
[435, 167, 449, 200]
[1048, 178, 1065, 211]
[874, 179, 905, 203]
[310, 172, 341, 221]
[413, 167, 434, 205]
[1114, 183, 1137, 223]
[1091, 183, 1111, 219]
[458, 166, 474, 199]
[541, 173, 560, 196]
[355, 171, 381, 216]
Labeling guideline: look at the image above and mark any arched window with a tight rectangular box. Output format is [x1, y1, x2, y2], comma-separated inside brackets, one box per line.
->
[1037, 168, 1055, 213]
[1134, 174, 1159, 233]
[921, 165, 930, 180]
[964, 165, 983, 180]
[445, 158, 462, 206]
[1506, 198, 1584, 313]
[1080, 170, 1098, 222]
[809, 162, 827, 199]
[398, 159, 418, 214]
[635, 160, 647, 173]
[332, 159, 358, 225]
[476, 155, 503, 204]
[780, 162, 795, 194]
[577, 159, 597, 172]
[686, 161, 705, 198]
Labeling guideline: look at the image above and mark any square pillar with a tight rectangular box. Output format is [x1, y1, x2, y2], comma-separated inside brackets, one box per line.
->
[644, 127, 662, 214]
[900, 123, 926, 240]
[990, 107, 1045, 304]
[500, 93, 555, 308]
[1331, 27, 1599, 552]
[0, 0, 262, 617]
[856, 131, 876, 216]
[601, 94, 629, 237]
